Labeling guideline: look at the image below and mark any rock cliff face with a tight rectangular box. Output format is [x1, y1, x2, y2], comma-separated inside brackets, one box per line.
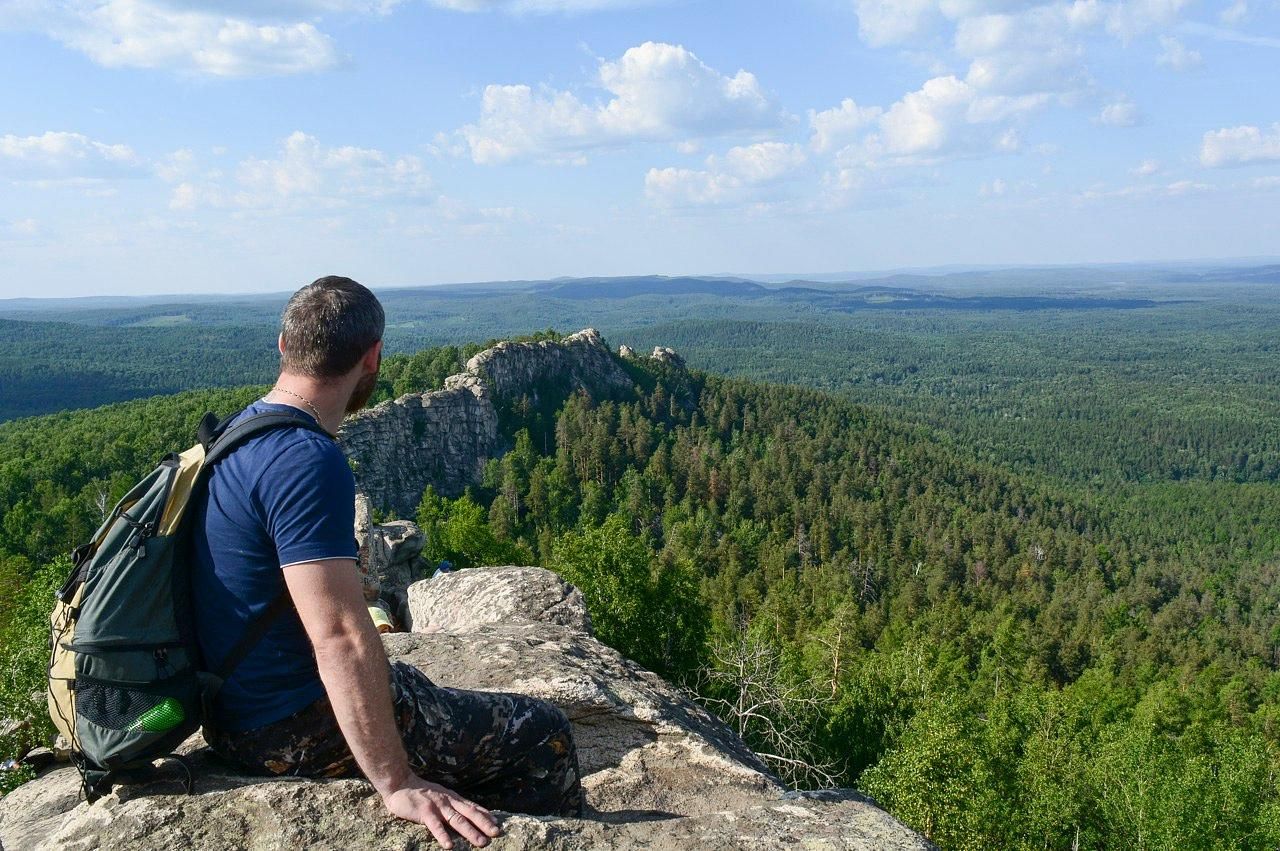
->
[0, 567, 934, 851]
[339, 329, 634, 518]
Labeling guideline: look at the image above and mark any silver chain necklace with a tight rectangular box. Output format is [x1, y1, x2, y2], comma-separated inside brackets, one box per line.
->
[268, 386, 325, 425]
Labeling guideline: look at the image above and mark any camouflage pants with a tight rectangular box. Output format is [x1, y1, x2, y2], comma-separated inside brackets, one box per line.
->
[207, 661, 584, 817]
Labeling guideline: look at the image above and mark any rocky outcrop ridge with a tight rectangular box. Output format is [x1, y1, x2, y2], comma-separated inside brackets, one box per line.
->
[462, 328, 633, 400]
[339, 329, 635, 517]
[0, 567, 934, 851]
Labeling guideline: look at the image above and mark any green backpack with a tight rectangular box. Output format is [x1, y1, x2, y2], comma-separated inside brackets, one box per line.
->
[47, 410, 330, 801]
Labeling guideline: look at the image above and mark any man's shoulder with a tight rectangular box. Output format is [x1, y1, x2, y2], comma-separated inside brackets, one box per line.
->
[223, 404, 342, 463]
[211, 407, 350, 498]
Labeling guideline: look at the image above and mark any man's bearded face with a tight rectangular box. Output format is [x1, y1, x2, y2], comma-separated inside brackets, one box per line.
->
[346, 367, 378, 413]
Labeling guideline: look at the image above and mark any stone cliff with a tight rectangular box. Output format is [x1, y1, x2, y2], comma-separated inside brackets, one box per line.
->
[0, 566, 934, 851]
[339, 328, 635, 518]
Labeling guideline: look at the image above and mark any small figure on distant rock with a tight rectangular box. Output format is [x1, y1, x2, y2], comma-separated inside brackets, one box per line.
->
[432, 559, 454, 579]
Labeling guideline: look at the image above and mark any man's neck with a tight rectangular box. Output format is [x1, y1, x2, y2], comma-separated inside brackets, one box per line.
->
[266, 374, 347, 436]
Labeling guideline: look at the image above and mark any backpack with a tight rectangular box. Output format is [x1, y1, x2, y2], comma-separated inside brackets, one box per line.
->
[47, 409, 331, 802]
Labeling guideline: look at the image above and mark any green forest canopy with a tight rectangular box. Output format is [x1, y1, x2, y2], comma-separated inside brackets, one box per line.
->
[1, 332, 1279, 848]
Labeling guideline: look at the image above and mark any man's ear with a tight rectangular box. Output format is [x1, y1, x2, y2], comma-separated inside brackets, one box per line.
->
[363, 340, 383, 372]
[278, 333, 286, 356]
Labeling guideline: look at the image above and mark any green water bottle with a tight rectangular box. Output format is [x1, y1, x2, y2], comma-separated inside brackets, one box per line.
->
[129, 697, 186, 733]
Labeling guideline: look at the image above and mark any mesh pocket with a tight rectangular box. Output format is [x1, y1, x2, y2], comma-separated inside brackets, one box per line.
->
[75, 681, 185, 732]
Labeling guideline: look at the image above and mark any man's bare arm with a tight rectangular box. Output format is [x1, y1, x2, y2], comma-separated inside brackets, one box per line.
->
[283, 559, 502, 849]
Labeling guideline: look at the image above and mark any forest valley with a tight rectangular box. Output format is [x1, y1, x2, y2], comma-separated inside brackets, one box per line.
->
[2, 339, 1279, 850]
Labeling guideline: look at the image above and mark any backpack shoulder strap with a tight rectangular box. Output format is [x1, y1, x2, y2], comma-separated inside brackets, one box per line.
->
[195, 409, 333, 703]
[202, 588, 294, 708]
[203, 410, 333, 467]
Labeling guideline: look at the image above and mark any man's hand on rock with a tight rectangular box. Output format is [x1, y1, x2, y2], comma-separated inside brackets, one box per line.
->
[383, 777, 502, 849]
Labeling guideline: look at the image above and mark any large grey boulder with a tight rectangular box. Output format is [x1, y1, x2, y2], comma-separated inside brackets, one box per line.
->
[355, 499, 427, 625]
[0, 567, 933, 851]
[406, 565, 591, 635]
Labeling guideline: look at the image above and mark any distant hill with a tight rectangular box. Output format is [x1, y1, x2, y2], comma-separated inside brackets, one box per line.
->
[529, 275, 769, 299]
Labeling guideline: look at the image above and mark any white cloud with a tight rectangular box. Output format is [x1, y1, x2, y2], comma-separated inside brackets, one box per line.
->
[808, 98, 883, 153]
[171, 131, 433, 210]
[459, 42, 781, 164]
[1156, 35, 1202, 69]
[154, 148, 196, 182]
[426, 0, 653, 10]
[1078, 177, 1213, 201]
[955, 6, 1091, 96]
[645, 141, 805, 207]
[1220, 0, 1248, 24]
[877, 75, 975, 155]
[979, 176, 1008, 195]
[846, 0, 1199, 119]
[836, 74, 1044, 166]
[1096, 98, 1140, 126]
[1, 218, 40, 240]
[0, 131, 142, 181]
[1131, 158, 1160, 176]
[1101, 0, 1192, 40]
[1201, 123, 1280, 167]
[850, 0, 942, 48]
[1, 0, 344, 76]
[0, 0, 650, 76]
[1165, 178, 1210, 195]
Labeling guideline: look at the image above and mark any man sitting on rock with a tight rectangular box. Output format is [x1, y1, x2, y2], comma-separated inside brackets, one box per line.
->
[190, 276, 583, 849]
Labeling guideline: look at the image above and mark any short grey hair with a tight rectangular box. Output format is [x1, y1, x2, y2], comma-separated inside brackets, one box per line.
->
[280, 276, 384, 378]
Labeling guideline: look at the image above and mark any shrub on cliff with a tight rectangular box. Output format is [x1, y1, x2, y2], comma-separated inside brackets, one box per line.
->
[549, 513, 706, 680]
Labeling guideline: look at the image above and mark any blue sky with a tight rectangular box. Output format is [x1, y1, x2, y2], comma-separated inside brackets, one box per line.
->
[1, 0, 1278, 297]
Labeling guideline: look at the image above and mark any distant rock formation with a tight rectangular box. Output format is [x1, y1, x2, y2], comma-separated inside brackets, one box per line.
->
[0, 566, 934, 851]
[339, 328, 637, 518]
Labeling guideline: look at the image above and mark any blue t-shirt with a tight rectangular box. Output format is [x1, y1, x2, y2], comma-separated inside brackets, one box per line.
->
[191, 401, 358, 732]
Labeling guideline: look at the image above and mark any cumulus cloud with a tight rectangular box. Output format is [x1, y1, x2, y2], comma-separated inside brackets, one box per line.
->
[0, 0, 658, 75]
[1131, 158, 1160, 176]
[1220, 0, 1248, 24]
[0, 131, 143, 181]
[645, 141, 805, 207]
[0, 0, 344, 76]
[1096, 98, 1140, 126]
[851, 1, 1192, 49]
[459, 42, 781, 164]
[808, 98, 882, 153]
[850, 0, 942, 48]
[979, 176, 1007, 196]
[831, 75, 1043, 167]
[846, 0, 1199, 123]
[1201, 123, 1280, 167]
[426, 0, 653, 10]
[169, 131, 433, 210]
[1078, 178, 1213, 201]
[1156, 35, 1202, 70]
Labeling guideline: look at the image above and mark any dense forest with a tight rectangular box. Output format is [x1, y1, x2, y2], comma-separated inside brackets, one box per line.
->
[2, 331, 1279, 849]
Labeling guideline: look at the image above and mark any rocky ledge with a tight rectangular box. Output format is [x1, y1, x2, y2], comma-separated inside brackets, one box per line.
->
[0, 567, 933, 851]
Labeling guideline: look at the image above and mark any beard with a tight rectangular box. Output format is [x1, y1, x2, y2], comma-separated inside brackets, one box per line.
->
[345, 370, 378, 414]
